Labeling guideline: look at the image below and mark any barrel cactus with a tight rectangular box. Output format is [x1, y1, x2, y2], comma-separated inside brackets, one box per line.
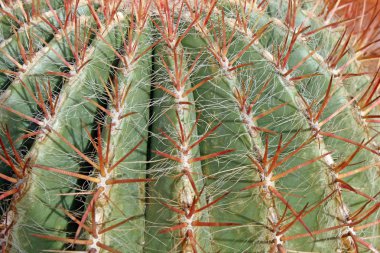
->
[0, 0, 379, 252]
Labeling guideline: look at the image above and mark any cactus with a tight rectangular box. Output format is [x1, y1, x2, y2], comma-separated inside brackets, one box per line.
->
[0, 0, 379, 252]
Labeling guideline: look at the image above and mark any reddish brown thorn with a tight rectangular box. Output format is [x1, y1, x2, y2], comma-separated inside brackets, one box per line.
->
[153, 0, 195, 49]
[95, 241, 122, 253]
[188, 122, 222, 151]
[315, 76, 333, 122]
[155, 84, 177, 98]
[108, 139, 145, 173]
[0, 69, 20, 76]
[158, 53, 180, 90]
[98, 216, 134, 235]
[76, 59, 92, 73]
[35, 82, 50, 119]
[277, 244, 287, 253]
[131, 39, 163, 68]
[40, 16, 59, 34]
[304, 17, 356, 37]
[175, 110, 186, 143]
[282, 223, 347, 241]
[163, 113, 182, 141]
[195, 192, 230, 214]
[289, 73, 322, 82]
[319, 131, 379, 155]
[186, 230, 199, 253]
[4, 126, 23, 166]
[229, 22, 271, 66]
[334, 144, 364, 174]
[296, 90, 314, 120]
[267, 134, 283, 175]
[61, 208, 92, 234]
[350, 234, 377, 252]
[106, 178, 154, 185]
[0, 105, 43, 126]
[56, 191, 96, 197]
[356, 38, 380, 56]
[247, 155, 264, 174]
[280, 31, 299, 70]
[0, 188, 18, 200]
[52, 129, 99, 169]
[333, 38, 355, 72]
[351, 201, 380, 224]
[118, 112, 137, 120]
[87, 0, 102, 29]
[30, 234, 92, 245]
[272, 203, 290, 232]
[191, 220, 240, 227]
[271, 152, 332, 181]
[0, 48, 24, 72]
[202, 0, 217, 26]
[189, 149, 235, 163]
[0, 173, 17, 184]
[253, 126, 277, 135]
[159, 223, 187, 234]
[340, 72, 370, 79]
[284, 49, 318, 77]
[285, 0, 297, 30]
[114, 79, 128, 111]
[175, 17, 200, 50]
[33, 164, 100, 183]
[319, 93, 360, 127]
[159, 129, 182, 151]
[75, 187, 104, 239]
[228, 62, 254, 72]
[96, 125, 105, 177]
[16, 130, 45, 142]
[339, 162, 380, 179]
[240, 181, 266, 191]
[337, 179, 376, 201]
[91, 27, 126, 67]
[33, 33, 73, 70]
[45, 71, 73, 78]
[364, 117, 380, 123]
[182, 76, 213, 98]
[252, 103, 288, 121]
[153, 150, 183, 163]
[0, 134, 23, 178]
[160, 201, 186, 216]
[182, 169, 199, 196]
[326, 28, 347, 63]
[14, 31, 28, 63]
[359, 68, 380, 107]
[0, 8, 23, 26]
[302, 189, 338, 218]
[47, 0, 78, 62]
[269, 186, 314, 238]
[354, 219, 380, 231]
[17, 0, 29, 23]
[279, 204, 309, 235]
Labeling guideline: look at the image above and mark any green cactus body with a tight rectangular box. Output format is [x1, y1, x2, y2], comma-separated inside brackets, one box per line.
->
[0, 1, 379, 253]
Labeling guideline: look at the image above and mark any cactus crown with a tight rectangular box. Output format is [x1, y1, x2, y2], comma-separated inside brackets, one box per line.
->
[0, 0, 379, 252]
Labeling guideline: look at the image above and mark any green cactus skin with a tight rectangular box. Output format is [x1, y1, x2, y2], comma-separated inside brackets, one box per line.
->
[0, 0, 379, 252]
